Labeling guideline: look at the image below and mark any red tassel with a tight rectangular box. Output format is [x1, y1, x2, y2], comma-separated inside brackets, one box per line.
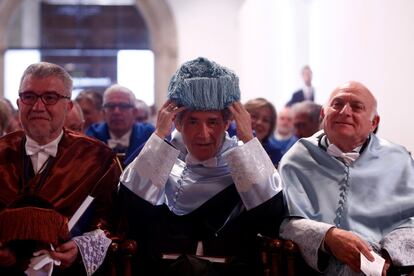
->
[0, 207, 70, 246]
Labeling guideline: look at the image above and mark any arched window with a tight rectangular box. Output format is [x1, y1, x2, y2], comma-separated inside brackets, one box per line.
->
[5, 0, 154, 106]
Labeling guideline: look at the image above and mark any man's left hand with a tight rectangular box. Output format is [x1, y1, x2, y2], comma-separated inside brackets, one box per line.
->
[49, 240, 78, 268]
[228, 102, 254, 143]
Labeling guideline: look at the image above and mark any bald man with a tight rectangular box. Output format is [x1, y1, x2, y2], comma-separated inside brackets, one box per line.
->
[280, 81, 414, 275]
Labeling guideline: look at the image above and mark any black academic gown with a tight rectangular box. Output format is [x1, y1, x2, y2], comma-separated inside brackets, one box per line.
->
[118, 183, 285, 276]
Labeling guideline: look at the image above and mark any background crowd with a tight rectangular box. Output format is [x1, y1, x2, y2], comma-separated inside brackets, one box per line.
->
[0, 64, 323, 168]
[0, 59, 412, 276]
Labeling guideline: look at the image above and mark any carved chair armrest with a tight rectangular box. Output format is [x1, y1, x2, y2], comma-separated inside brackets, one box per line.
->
[96, 222, 137, 276]
[258, 235, 316, 276]
[105, 235, 137, 276]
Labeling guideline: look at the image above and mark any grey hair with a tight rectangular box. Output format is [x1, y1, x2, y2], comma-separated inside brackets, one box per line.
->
[291, 101, 322, 123]
[19, 62, 73, 96]
[103, 84, 136, 105]
[71, 101, 85, 122]
[76, 89, 103, 111]
[0, 100, 11, 135]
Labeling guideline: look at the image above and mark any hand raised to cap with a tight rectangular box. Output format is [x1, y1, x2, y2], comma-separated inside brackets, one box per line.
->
[155, 100, 186, 139]
[228, 102, 254, 143]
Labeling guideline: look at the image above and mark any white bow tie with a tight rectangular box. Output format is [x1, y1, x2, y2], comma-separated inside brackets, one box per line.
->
[327, 143, 360, 166]
[185, 154, 218, 168]
[107, 137, 129, 149]
[25, 141, 58, 157]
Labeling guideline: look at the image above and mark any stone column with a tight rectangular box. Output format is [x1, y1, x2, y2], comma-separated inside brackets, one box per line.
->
[136, 0, 178, 112]
[0, 0, 23, 98]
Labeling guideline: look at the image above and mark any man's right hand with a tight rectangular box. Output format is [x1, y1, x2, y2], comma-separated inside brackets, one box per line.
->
[324, 227, 374, 272]
[0, 244, 16, 267]
[154, 100, 185, 139]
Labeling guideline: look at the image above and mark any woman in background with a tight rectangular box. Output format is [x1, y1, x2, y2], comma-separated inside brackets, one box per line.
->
[228, 98, 282, 167]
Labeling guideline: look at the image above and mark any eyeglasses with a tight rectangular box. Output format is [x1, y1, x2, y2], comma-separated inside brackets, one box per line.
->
[103, 103, 135, 111]
[19, 91, 70, 105]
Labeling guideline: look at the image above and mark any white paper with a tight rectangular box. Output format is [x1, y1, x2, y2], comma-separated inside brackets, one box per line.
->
[68, 195, 94, 231]
[25, 245, 60, 276]
[360, 250, 385, 276]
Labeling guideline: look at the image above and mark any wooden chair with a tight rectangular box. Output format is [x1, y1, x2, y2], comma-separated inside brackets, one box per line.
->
[104, 234, 414, 276]
[261, 237, 414, 276]
[93, 221, 137, 276]
[259, 236, 316, 276]
[106, 237, 137, 276]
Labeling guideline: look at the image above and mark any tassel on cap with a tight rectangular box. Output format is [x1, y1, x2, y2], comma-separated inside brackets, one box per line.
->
[168, 57, 240, 110]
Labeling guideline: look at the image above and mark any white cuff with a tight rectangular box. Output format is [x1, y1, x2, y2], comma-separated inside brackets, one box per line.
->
[224, 137, 276, 192]
[280, 218, 335, 271]
[381, 227, 414, 266]
[72, 229, 112, 276]
[133, 133, 180, 189]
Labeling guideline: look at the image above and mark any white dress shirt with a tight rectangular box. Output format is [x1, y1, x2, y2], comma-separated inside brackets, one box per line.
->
[25, 131, 63, 173]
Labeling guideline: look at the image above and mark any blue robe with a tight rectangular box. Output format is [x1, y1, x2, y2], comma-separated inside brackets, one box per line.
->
[280, 131, 414, 273]
[86, 122, 154, 164]
[227, 122, 282, 166]
[273, 135, 297, 155]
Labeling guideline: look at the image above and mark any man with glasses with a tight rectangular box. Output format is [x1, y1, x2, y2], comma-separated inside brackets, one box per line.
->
[0, 62, 121, 275]
[86, 84, 154, 165]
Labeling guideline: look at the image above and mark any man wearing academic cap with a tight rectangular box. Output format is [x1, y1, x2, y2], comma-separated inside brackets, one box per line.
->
[117, 57, 285, 275]
[0, 62, 121, 275]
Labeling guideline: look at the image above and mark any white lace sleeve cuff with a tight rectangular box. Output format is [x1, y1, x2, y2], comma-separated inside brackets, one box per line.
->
[224, 137, 282, 210]
[123, 133, 179, 188]
[280, 218, 335, 271]
[72, 229, 112, 276]
[381, 227, 414, 266]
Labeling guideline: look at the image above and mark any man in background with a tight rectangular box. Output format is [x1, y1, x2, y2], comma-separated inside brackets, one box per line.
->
[274, 106, 297, 155]
[86, 84, 154, 164]
[0, 100, 11, 137]
[64, 101, 85, 132]
[291, 101, 321, 138]
[134, 99, 151, 123]
[286, 65, 315, 107]
[75, 89, 103, 132]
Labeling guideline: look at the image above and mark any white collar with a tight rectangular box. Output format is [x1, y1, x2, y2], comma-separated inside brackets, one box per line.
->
[325, 137, 362, 166]
[108, 129, 132, 148]
[25, 131, 64, 157]
[25, 131, 64, 173]
[185, 153, 218, 168]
